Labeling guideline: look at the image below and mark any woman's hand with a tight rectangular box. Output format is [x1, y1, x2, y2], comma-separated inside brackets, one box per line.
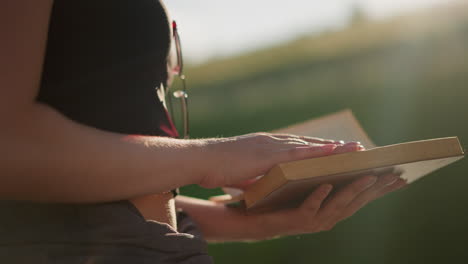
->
[176, 173, 407, 242]
[197, 133, 362, 188]
[255, 174, 406, 238]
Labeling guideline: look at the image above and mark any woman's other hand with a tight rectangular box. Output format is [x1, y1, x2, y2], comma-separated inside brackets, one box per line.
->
[254, 174, 406, 238]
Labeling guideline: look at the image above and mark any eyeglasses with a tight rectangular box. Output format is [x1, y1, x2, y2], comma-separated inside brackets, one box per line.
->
[168, 20, 189, 139]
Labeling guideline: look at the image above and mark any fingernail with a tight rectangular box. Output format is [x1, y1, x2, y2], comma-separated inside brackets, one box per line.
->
[336, 140, 345, 144]
[357, 144, 365, 151]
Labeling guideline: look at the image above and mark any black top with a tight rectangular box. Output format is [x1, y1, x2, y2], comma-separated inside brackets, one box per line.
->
[38, 0, 178, 137]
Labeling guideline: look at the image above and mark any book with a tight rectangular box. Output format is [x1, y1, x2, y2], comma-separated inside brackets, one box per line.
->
[214, 110, 465, 213]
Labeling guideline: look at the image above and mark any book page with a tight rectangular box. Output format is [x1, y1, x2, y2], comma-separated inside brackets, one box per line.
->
[272, 109, 376, 149]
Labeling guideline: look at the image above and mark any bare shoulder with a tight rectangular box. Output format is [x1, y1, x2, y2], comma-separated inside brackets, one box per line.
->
[0, 0, 53, 119]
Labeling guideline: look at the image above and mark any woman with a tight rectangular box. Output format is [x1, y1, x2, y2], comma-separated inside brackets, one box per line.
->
[0, 0, 406, 263]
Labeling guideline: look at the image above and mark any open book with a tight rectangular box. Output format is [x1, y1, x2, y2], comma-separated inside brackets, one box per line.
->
[213, 110, 465, 213]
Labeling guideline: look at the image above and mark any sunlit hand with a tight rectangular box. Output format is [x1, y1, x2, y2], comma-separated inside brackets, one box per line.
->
[199, 133, 361, 188]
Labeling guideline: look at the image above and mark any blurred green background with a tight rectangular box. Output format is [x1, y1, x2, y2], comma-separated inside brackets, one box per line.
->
[174, 3, 468, 263]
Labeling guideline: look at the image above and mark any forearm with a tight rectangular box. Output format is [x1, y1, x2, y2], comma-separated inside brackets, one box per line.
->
[176, 195, 273, 242]
[0, 103, 207, 203]
[0, 0, 208, 203]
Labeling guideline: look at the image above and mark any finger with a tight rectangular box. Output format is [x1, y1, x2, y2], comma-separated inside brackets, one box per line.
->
[274, 184, 333, 235]
[338, 174, 401, 220]
[322, 176, 406, 230]
[277, 138, 317, 146]
[278, 144, 337, 163]
[299, 184, 333, 216]
[374, 178, 407, 199]
[274, 141, 361, 158]
[262, 134, 325, 147]
[315, 176, 377, 230]
[272, 134, 342, 145]
[333, 142, 365, 154]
